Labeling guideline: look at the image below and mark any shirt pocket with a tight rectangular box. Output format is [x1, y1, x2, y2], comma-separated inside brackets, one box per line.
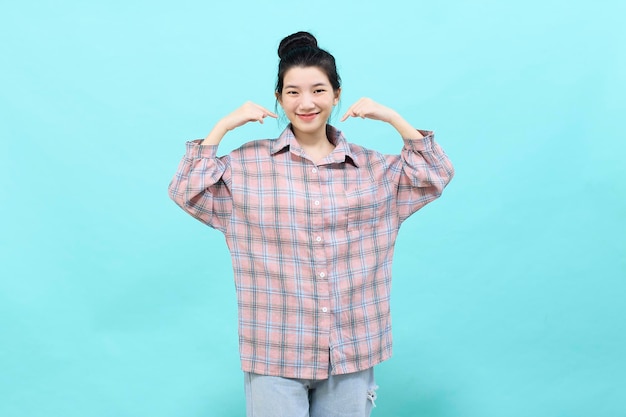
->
[344, 180, 385, 232]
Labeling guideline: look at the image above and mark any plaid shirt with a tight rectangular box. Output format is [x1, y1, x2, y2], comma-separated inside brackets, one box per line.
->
[169, 125, 454, 379]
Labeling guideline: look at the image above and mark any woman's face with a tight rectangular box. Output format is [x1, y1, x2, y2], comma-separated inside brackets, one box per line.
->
[277, 66, 340, 139]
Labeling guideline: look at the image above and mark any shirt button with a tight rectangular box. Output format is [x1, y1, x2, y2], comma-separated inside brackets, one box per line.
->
[314, 200, 320, 206]
[319, 272, 326, 278]
[322, 307, 328, 313]
[316, 236, 322, 242]
[312, 168, 318, 173]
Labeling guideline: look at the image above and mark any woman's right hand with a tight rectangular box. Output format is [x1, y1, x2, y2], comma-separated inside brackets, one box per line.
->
[203, 102, 278, 145]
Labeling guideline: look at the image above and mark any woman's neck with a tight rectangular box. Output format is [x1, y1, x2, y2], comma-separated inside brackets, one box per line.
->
[293, 127, 335, 163]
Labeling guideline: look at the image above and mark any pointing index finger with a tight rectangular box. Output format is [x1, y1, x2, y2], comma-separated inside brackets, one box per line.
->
[340, 106, 355, 122]
[258, 105, 278, 119]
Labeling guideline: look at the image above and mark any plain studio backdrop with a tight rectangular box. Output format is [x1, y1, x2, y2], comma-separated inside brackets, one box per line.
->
[1, 1, 624, 416]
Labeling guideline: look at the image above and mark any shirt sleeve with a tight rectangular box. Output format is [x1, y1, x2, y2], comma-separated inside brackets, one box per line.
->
[168, 140, 233, 233]
[393, 130, 455, 223]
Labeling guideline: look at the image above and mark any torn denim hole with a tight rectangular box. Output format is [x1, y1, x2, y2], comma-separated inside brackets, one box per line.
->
[367, 384, 379, 408]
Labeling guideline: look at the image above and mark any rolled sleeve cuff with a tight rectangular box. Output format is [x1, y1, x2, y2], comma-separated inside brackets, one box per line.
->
[403, 130, 434, 152]
[185, 140, 220, 159]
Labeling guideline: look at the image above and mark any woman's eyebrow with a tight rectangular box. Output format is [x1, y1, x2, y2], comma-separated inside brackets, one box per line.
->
[284, 82, 329, 89]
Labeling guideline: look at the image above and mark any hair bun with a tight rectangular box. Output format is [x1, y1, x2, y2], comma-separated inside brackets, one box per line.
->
[278, 31, 318, 59]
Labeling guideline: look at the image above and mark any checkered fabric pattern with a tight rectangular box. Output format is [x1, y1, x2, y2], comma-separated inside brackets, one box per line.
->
[169, 125, 454, 379]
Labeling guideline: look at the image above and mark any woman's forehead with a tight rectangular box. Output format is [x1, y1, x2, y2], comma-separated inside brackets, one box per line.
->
[283, 66, 331, 87]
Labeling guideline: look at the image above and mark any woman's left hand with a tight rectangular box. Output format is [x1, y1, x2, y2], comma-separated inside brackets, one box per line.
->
[340, 97, 398, 123]
[340, 97, 423, 139]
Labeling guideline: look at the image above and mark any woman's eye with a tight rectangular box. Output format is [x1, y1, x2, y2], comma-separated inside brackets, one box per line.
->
[314, 89, 325, 94]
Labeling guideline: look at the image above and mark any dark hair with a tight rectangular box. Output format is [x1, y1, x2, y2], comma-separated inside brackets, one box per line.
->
[276, 31, 341, 94]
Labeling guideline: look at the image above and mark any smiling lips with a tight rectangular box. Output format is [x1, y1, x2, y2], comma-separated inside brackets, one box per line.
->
[297, 112, 319, 121]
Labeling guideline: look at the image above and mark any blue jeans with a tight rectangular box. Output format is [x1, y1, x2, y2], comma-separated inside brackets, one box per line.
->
[244, 367, 378, 417]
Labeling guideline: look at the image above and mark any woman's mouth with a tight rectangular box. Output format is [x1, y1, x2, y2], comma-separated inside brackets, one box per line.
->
[297, 112, 319, 121]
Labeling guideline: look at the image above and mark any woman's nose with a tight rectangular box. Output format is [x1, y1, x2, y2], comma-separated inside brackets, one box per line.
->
[299, 93, 314, 109]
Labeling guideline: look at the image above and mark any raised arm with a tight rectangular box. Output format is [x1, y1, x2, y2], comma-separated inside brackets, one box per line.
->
[203, 101, 277, 145]
[168, 102, 277, 232]
[342, 97, 454, 222]
[341, 97, 423, 139]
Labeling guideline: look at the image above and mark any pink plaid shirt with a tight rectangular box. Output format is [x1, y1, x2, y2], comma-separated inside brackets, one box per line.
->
[168, 125, 454, 379]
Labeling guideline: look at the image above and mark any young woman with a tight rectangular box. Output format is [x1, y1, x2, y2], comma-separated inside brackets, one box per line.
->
[169, 31, 454, 417]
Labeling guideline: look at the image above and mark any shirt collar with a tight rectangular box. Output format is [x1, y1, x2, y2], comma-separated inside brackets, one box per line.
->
[270, 124, 359, 167]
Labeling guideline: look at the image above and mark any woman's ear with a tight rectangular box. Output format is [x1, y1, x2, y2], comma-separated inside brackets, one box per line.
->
[275, 91, 282, 104]
[333, 88, 341, 105]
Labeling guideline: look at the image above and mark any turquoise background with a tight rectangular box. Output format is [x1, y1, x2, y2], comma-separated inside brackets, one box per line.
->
[1, 0, 624, 416]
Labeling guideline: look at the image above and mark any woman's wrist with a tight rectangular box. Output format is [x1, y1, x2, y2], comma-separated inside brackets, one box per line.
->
[389, 112, 424, 140]
[202, 120, 229, 145]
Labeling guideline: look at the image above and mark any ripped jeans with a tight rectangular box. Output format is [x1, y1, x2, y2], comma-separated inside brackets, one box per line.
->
[244, 366, 378, 417]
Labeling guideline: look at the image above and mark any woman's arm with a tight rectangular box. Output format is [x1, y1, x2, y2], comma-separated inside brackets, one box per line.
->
[340, 97, 424, 139]
[169, 102, 277, 231]
[341, 97, 454, 222]
[168, 143, 232, 232]
[202, 101, 277, 145]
